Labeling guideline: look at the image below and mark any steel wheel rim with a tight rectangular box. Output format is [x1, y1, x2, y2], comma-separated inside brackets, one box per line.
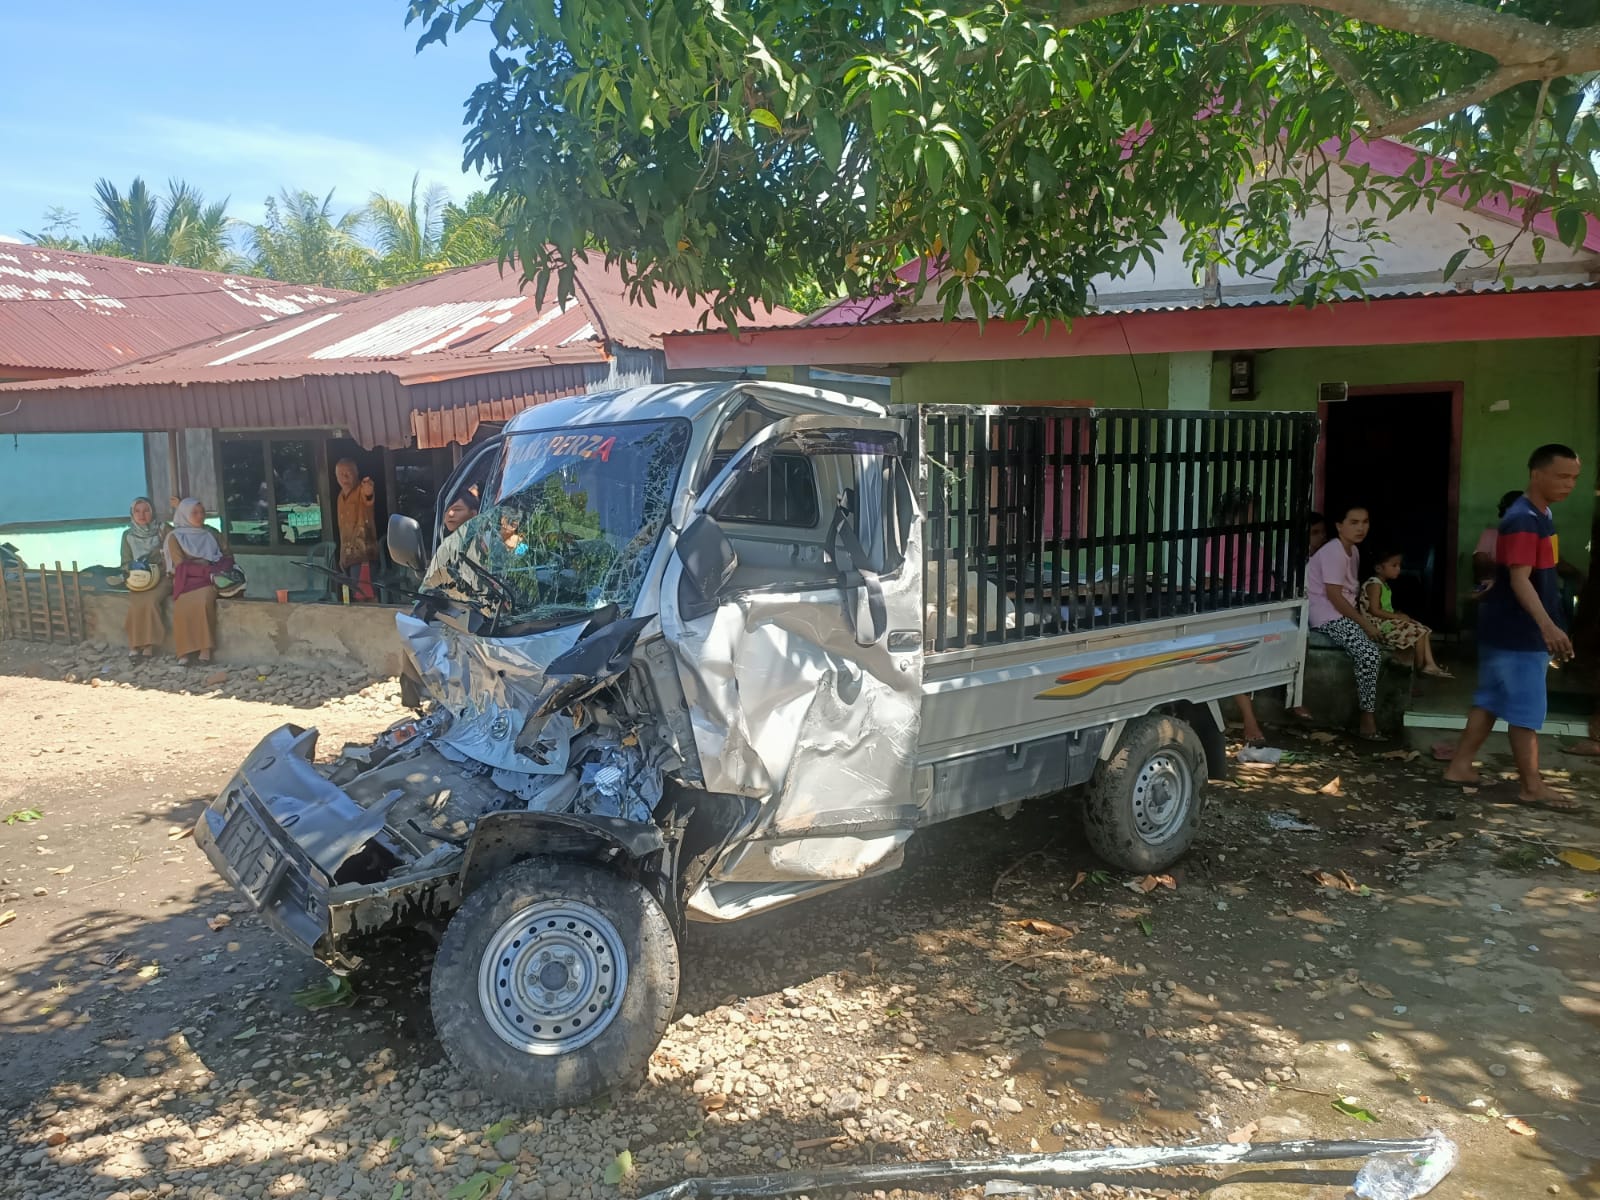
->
[1130, 750, 1192, 845]
[478, 899, 628, 1055]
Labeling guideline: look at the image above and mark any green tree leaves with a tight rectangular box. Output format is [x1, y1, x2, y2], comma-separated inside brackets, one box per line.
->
[409, 0, 1600, 326]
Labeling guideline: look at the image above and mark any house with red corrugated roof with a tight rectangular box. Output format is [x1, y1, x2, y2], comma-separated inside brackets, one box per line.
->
[0, 253, 793, 598]
[0, 246, 350, 568]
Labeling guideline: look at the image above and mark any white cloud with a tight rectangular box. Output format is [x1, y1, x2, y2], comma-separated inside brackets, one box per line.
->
[131, 114, 486, 222]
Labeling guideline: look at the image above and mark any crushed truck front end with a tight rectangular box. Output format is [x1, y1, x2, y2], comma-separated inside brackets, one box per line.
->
[195, 722, 478, 972]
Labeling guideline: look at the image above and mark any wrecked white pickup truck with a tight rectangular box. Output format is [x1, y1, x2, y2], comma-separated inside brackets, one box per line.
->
[195, 382, 1316, 1107]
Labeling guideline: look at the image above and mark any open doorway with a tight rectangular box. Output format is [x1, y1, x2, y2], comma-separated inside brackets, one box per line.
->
[1319, 386, 1460, 629]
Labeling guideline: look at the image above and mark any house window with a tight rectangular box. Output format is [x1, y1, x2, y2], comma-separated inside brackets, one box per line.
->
[219, 434, 329, 550]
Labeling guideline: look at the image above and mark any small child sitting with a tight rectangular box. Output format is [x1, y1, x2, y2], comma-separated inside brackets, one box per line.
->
[1359, 549, 1452, 678]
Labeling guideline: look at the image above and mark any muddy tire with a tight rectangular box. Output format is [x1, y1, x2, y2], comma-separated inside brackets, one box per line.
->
[1084, 714, 1205, 872]
[430, 858, 678, 1109]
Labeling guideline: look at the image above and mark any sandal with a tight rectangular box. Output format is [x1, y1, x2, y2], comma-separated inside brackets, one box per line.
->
[1511, 792, 1583, 813]
[1421, 666, 1454, 679]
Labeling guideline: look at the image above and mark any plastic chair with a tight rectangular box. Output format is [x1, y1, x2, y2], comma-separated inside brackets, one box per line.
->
[286, 541, 339, 602]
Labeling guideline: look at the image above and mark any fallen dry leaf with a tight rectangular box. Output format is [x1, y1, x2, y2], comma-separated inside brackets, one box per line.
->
[167, 825, 194, 841]
[1318, 776, 1344, 796]
[45, 1131, 67, 1147]
[1360, 981, 1395, 1000]
[1379, 749, 1420, 762]
[1011, 918, 1077, 939]
[1557, 849, 1600, 872]
[1227, 1121, 1258, 1145]
[702, 1093, 728, 1112]
[1068, 870, 1088, 893]
[1506, 1116, 1537, 1137]
[47, 864, 74, 875]
[0, 911, 15, 928]
[1306, 868, 1362, 892]
[1310, 731, 1338, 744]
[207, 914, 233, 931]
[1125, 874, 1178, 894]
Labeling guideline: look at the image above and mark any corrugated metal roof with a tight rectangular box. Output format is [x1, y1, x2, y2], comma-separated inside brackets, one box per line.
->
[3, 257, 781, 389]
[0, 246, 351, 373]
[0, 256, 799, 448]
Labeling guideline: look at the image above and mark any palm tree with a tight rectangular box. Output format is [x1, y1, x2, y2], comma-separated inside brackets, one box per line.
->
[243, 188, 374, 290]
[89, 177, 235, 270]
[364, 177, 506, 286]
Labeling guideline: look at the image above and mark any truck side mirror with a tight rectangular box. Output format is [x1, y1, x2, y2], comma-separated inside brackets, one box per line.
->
[388, 514, 425, 570]
[676, 514, 737, 620]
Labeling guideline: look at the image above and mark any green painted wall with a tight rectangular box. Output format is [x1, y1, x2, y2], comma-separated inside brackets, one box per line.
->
[892, 353, 1167, 409]
[1212, 337, 1599, 589]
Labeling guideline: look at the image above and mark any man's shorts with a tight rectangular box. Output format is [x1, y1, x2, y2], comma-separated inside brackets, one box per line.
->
[1474, 645, 1550, 730]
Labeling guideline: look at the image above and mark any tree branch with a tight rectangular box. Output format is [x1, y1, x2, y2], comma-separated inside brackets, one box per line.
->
[1366, 63, 1545, 137]
[1287, 8, 1385, 123]
[1054, 0, 1600, 78]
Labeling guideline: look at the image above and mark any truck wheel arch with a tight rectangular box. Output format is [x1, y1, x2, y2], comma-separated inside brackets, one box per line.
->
[1160, 700, 1228, 780]
[459, 811, 668, 897]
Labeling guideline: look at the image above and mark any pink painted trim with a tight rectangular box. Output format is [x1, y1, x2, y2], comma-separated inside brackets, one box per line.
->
[806, 256, 945, 326]
[1327, 136, 1600, 253]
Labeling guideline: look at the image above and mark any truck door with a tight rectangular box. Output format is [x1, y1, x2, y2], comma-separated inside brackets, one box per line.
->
[660, 415, 925, 875]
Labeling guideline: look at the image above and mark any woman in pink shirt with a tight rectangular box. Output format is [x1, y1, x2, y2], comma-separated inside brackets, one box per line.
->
[1306, 503, 1385, 739]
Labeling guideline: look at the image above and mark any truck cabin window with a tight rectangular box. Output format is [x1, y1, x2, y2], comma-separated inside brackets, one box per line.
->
[422, 419, 690, 624]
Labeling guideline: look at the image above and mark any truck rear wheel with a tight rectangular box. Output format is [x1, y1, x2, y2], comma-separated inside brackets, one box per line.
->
[1084, 714, 1205, 872]
[430, 858, 678, 1109]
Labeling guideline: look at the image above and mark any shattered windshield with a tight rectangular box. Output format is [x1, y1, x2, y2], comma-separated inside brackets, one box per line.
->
[423, 419, 689, 623]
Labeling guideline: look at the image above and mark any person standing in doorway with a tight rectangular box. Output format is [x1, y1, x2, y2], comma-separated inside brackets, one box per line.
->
[335, 458, 378, 602]
[1444, 444, 1582, 810]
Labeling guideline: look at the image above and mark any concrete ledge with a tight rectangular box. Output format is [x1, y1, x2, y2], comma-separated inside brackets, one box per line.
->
[81, 592, 406, 676]
[1253, 628, 1412, 735]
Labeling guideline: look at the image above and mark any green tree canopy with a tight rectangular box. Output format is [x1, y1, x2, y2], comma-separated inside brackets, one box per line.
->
[410, 0, 1600, 325]
[241, 188, 375, 290]
[365, 177, 509, 286]
[26, 178, 235, 271]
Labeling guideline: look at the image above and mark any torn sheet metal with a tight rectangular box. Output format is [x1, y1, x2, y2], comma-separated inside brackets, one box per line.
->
[659, 509, 923, 822]
[636, 1133, 1457, 1200]
[398, 611, 584, 715]
[399, 612, 586, 773]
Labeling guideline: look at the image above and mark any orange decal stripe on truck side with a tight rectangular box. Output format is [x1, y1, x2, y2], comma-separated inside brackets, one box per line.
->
[1034, 641, 1259, 699]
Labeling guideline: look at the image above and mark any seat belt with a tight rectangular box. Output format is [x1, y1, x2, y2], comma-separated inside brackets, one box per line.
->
[824, 487, 888, 647]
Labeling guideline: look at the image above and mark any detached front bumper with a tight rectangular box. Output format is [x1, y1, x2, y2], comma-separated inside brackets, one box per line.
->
[196, 724, 471, 971]
[194, 725, 355, 967]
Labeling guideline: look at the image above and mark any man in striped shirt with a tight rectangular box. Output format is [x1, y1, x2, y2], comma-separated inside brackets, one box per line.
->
[1443, 444, 1582, 810]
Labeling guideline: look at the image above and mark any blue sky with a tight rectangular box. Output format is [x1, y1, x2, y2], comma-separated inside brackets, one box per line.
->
[0, 1, 495, 242]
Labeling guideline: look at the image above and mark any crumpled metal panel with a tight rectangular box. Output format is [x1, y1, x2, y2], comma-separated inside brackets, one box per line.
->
[659, 499, 924, 877]
[397, 613, 587, 772]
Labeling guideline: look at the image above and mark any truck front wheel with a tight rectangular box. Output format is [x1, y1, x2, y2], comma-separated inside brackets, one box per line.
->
[1084, 714, 1206, 872]
[430, 858, 678, 1109]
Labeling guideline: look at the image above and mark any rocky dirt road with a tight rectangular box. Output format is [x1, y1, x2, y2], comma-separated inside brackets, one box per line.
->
[1, 640, 1598, 1200]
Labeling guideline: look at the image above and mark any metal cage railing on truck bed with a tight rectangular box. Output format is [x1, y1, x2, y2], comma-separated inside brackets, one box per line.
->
[917, 407, 1318, 652]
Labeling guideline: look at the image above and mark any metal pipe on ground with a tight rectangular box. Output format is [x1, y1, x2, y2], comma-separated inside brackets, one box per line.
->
[636, 1133, 1456, 1200]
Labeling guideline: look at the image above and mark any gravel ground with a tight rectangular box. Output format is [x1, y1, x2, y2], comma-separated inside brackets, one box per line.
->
[2, 641, 1598, 1200]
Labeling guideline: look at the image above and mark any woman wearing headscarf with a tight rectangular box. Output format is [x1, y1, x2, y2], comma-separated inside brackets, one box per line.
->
[165, 499, 232, 666]
[120, 497, 171, 659]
